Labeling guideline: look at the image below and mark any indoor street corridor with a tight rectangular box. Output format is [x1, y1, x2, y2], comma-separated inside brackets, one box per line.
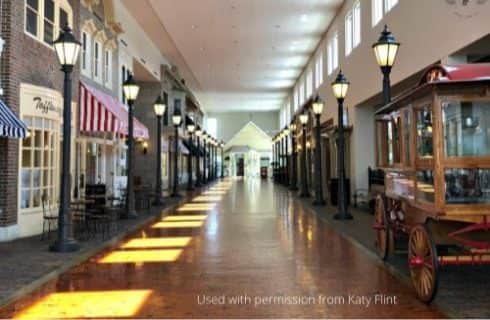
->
[0, 179, 442, 319]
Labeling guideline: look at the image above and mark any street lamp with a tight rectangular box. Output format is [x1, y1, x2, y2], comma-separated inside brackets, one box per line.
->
[289, 122, 298, 191]
[332, 70, 353, 220]
[121, 74, 140, 219]
[171, 110, 182, 197]
[153, 95, 166, 206]
[51, 24, 81, 252]
[186, 123, 195, 191]
[202, 132, 208, 183]
[195, 126, 202, 187]
[373, 25, 400, 105]
[312, 96, 326, 206]
[299, 112, 310, 197]
[220, 140, 225, 179]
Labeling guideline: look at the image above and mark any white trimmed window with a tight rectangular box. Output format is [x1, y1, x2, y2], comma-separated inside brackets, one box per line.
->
[81, 31, 91, 76]
[315, 53, 323, 89]
[104, 49, 112, 88]
[24, 0, 73, 46]
[327, 33, 339, 75]
[94, 40, 102, 82]
[372, 0, 398, 26]
[345, 1, 361, 56]
[306, 69, 313, 98]
[294, 87, 299, 111]
[299, 81, 305, 106]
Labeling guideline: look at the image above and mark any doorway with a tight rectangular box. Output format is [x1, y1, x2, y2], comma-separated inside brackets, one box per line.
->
[236, 157, 244, 176]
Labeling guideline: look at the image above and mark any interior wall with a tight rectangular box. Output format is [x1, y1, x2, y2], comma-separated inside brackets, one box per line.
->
[207, 111, 279, 142]
[288, 0, 490, 192]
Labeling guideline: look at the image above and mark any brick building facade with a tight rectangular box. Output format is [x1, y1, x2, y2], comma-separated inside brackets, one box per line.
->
[0, 0, 80, 240]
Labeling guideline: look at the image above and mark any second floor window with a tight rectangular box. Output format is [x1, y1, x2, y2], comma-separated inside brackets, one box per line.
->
[94, 41, 102, 82]
[372, 0, 399, 26]
[81, 31, 91, 75]
[25, 0, 73, 46]
[306, 69, 313, 98]
[104, 49, 112, 88]
[345, 1, 361, 56]
[327, 33, 339, 75]
[315, 53, 323, 89]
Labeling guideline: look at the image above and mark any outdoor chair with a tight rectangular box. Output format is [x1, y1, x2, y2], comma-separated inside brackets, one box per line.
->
[41, 194, 58, 240]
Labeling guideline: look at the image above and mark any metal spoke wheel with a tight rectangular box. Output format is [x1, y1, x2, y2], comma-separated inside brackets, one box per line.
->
[408, 224, 439, 303]
[374, 194, 390, 260]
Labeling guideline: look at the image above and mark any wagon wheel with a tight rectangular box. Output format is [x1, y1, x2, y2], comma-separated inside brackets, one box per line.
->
[408, 224, 439, 303]
[374, 194, 390, 260]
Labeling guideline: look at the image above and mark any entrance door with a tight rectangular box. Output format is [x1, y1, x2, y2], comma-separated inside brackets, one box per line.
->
[86, 143, 97, 185]
[237, 157, 245, 176]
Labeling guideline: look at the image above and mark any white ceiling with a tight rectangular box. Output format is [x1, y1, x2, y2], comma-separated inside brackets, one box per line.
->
[123, 0, 343, 113]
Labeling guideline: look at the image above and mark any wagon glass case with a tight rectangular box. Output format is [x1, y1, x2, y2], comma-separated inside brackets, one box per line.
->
[372, 64, 490, 303]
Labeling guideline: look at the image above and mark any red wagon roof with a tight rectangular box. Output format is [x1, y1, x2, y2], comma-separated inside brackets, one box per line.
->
[419, 63, 490, 85]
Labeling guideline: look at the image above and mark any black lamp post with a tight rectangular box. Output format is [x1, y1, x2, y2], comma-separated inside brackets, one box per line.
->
[171, 110, 182, 197]
[373, 25, 400, 105]
[332, 70, 353, 220]
[211, 139, 216, 181]
[195, 127, 202, 187]
[299, 112, 310, 197]
[122, 74, 140, 219]
[220, 140, 225, 179]
[272, 137, 276, 182]
[50, 25, 81, 252]
[153, 95, 166, 206]
[280, 131, 285, 184]
[312, 96, 326, 206]
[284, 127, 290, 187]
[202, 132, 208, 183]
[186, 123, 195, 191]
[289, 122, 298, 191]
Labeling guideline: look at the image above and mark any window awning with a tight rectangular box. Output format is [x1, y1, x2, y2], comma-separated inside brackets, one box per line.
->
[79, 81, 149, 140]
[0, 99, 28, 139]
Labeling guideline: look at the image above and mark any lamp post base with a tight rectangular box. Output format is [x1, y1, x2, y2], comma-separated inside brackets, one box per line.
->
[334, 212, 353, 220]
[49, 238, 80, 253]
[313, 199, 326, 206]
[152, 196, 164, 206]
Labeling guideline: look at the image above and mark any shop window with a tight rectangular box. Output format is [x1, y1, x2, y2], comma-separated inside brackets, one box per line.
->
[445, 168, 490, 204]
[24, 0, 73, 46]
[442, 100, 490, 157]
[315, 53, 323, 89]
[20, 116, 59, 210]
[376, 117, 400, 167]
[416, 106, 433, 159]
[94, 41, 102, 82]
[104, 49, 112, 88]
[416, 170, 435, 203]
[327, 33, 339, 75]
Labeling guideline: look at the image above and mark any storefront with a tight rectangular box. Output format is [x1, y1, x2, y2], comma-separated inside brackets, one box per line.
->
[17, 83, 76, 238]
[78, 81, 149, 199]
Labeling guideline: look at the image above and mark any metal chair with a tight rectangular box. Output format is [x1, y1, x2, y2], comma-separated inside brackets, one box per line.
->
[41, 194, 58, 240]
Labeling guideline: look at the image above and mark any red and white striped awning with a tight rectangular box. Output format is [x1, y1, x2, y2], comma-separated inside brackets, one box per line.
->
[79, 82, 149, 139]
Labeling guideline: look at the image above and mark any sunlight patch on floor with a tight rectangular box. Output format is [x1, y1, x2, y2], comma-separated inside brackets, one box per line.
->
[98, 249, 183, 263]
[152, 221, 205, 228]
[121, 237, 193, 249]
[13, 290, 152, 319]
[162, 215, 207, 221]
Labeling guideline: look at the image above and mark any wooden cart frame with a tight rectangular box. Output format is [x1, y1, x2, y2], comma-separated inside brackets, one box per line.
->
[372, 64, 490, 303]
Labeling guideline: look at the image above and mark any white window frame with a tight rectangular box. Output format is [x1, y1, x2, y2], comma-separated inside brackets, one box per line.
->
[372, 0, 398, 27]
[306, 69, 313, 98]
[81, 31, 92, 76]
[345, 11, 353, 56]
[327, 33, 339, 75]
[315, 53, 323, 89]
[24, 0, 73, 48]
[345, 1, 361, 57]
[93, 40, 102, 83]
[104, 48, 112, 88]
[294, 87, 299, 111]
[299, 81, 305, 106]
[385, 0, 398, 13]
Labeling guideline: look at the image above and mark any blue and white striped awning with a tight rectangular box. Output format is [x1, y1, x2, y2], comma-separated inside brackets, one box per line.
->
[0, 99, 28, 139]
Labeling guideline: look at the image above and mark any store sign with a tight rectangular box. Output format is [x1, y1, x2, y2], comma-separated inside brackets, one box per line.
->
[33, 96, 61, 116]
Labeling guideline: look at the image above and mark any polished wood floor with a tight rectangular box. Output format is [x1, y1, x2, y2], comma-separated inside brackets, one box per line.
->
[0, 179, 443, 319]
